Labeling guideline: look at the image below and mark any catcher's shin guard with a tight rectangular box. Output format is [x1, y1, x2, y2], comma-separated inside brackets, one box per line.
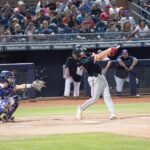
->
[6, 95, 20, 120]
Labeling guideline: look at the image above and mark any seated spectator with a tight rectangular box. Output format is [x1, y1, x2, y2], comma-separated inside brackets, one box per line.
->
[105, 22, 120, 39]
[100, 5, 111, 23]
[15, 1, 26, 16]
[9, 18, 20, 34]
[3, 29, 12, 42]
[72, 0, 82, 8]
[81, 15, 95, 33]
[91, 3, 102, 17]
[76, 8, 87, 24]
[120, 10, 136, 28]
[13, 23, 24, 35]
[95, 0, 111, 12]
[36, 0, 50, 14]
[121, 21, 133, 32]
[56, 2, 63, 14]
[109, 0, 121, 15]
[68, 14, 80, 32]
[79, 0, 91, 14]
[26, 22, 36, 36]
[37, 8, 50, 23]
[40, 20, 53, 34]
[64, 1, 72, 15]
[51, 11, 61, 26]
[25, 9, 33, 23]
[10, 8, 25, 28]
[135, 19, 150, 38]
[0, 3, 13, 29]
[69, 4, 79, 16]
[143, 0, 150, 12]
[62, 13, 70, 26]
[60, 0, 68, 13]
[115, 7, 125, 22]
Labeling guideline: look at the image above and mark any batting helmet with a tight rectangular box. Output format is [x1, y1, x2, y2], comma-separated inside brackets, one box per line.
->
[73, 45, 86, 56]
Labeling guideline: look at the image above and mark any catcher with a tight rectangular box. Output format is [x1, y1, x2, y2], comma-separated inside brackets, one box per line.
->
[0, 70, 45, 123]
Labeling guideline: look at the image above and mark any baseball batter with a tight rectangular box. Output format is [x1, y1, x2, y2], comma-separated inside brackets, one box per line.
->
[72, 45, 119, 120]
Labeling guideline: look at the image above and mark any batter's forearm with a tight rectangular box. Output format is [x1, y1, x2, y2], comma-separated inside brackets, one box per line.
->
[94, 47, 118, 62]
[94, 48, 112, 62]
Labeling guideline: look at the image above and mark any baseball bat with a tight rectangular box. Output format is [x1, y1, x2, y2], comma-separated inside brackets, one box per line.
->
[117, 29, 139, 49]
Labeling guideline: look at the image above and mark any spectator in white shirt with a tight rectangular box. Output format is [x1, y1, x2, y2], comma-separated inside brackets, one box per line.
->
[120, 10, 136, 28]
[95, 0, 110, 12]
[135, 19, 150, 38]
[109, 1, 120, 15]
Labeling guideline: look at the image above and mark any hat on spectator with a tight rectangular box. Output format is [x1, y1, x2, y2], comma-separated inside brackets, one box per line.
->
[111, 0, 117, 5]
[40, 8, 45, 12]
[13, 8, 19, 12]
[124, 10, 129, 15]
[18, 1, 25, 6]
[121, 49, 128, 54]
[105, 5, 111, 9]
[12, 18, 19, 22]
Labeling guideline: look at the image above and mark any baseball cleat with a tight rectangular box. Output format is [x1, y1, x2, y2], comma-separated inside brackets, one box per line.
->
[110, 114, 117, 120]
[76, 106, 82, 120]
[1, 116, 7, 123]
[9, 116, 15, 122]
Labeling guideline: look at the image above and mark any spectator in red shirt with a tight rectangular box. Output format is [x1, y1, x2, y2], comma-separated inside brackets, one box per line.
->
[81, 15, 95, 33]
[100, 5, 110, 22]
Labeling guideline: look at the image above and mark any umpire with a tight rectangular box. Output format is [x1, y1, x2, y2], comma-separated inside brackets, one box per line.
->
[114, 49, 138, 96]
[63, 53, 83, 97]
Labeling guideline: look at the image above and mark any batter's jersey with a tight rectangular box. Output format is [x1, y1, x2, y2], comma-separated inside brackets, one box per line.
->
[115, 55, 135, 78]
[79, 55, 102, 76]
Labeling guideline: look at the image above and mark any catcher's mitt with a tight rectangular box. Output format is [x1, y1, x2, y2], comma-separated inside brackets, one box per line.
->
[32, 80, 46, 92]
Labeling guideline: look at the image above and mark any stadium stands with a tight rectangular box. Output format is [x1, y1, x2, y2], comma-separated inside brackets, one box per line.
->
[0, 0, 149, 41]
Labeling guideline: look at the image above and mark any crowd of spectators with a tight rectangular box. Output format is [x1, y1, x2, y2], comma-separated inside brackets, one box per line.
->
[0, 0, 149, 42]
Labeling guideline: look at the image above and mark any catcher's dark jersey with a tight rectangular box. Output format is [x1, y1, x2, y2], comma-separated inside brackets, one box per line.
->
[79, 56, 102, 76]
[115, 56, 135, 78]
[65, 57, 81, 82]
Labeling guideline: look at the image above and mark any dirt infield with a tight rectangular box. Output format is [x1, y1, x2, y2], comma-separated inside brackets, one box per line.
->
[0, 97, 150, 139]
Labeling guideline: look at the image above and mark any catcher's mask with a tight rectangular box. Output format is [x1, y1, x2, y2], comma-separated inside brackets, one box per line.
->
[0, 70, 15, 86]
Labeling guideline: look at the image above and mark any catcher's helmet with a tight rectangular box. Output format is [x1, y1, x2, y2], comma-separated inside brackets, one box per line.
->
[73, 45, 86, 56]
[0, 70, 14, 79]
[0, 70, 15, 86]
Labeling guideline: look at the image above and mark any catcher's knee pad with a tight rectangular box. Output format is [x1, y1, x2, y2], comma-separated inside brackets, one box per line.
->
[0, 99, 10, 114]
[11, 95, 20, 106]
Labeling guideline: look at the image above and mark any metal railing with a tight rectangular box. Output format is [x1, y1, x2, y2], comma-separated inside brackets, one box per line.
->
[0, 32, 150, 45]
[0, 32, 149, 50]
[131, 2, 150, 24]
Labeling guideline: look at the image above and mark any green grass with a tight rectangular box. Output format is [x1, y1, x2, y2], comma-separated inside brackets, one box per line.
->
[0, 133, 150, 150]
[1, 102, 149, 150]
[15, 102, 150, 117]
